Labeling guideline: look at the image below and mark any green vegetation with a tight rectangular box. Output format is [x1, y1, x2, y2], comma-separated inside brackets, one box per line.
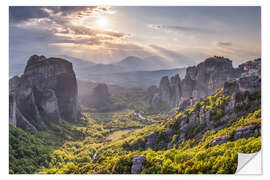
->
[9, 88, 261, 174]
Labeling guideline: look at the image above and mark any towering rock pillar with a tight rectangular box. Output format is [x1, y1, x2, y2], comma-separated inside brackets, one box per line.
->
[9, 55, 79, 131]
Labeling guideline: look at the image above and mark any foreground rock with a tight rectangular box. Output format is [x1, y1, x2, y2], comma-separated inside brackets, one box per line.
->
[131, 155, 146, 174]
[9, 55, 79, 131]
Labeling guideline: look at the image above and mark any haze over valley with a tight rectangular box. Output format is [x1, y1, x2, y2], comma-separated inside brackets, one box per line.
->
[9, 6, 261, 174]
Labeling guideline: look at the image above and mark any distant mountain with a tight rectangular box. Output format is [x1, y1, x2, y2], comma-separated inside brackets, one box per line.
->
[116, 56, 170, 70]
[9, 54, 188, 87]
[84, 56, 176, 75]
[80, 68, 186, 88]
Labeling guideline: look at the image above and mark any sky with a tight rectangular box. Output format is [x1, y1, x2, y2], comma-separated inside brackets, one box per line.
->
[9, 6, 261, 69]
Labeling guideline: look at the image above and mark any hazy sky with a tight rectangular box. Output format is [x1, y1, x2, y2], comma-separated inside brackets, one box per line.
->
[9, 6, 261, 68]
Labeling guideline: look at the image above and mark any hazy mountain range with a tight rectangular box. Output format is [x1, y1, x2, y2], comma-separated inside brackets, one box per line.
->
[10, 55, 188, 87]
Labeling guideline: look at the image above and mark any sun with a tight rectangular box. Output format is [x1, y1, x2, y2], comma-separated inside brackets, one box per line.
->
[97, 16, 108, 28]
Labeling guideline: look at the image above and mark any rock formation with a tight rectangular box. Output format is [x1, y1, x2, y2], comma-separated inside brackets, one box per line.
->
[81, 83, 112, 112]
[148, 57, 261, 110]
[238, 58, 261, 77]
[233, 124, 261, 141]
[9, 55, 79, 131]
[131, 155, 146, 174]
[141, 66, 261, 150]
[148, 74, 182, 109]
[181, 56, 240, 100]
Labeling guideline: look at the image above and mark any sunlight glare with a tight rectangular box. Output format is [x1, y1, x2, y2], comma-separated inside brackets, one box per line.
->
[97, 16, 108, 28]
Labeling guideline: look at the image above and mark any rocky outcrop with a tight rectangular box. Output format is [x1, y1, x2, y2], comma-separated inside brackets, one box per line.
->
[159, 76, 172, 106]
[145, 132, 158, 149]
[142, 67, 261, 150]
[131, 155, 146, 174]
[82, 83, 112, 112]
[223, 76, 261, 96]
[210, 135, 229, 146]
[233, 124, 261, 141]
[148, 57, 261, 110]
[238, 58, 261, 77]
[181, 57, 240, 100]
[209, 124, 261, 147]
[148, 74, 182, 109]
[9, 55, 79, 131]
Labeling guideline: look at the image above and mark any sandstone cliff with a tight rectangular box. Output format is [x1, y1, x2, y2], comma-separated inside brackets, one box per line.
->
[143, 74, 261, 151]
[148, 74, 182, 109]
[9, 55, 79, 131]
[148, 57, 261, 110]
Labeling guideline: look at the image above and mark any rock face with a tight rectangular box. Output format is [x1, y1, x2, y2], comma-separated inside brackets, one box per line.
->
[82, 83, 112, 112]
[145, 132, 158, 149]
[223, 76, 261, 96]
[210, 135, 229, 146]
[148, 74, 182, 109]
[181, 57, 240, 100]
[143, 67, 261, 150]
[238, 58, 261, 77]
[209, 124, 261, 147]
[233, 124, 261, 141]
[131, 155, 146, 174]
[9, 55, 79, 131]
[148, 57, 261, 110]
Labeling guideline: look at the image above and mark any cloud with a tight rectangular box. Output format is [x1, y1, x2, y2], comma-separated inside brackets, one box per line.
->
[10, 6, 130, 47]
[9, 6, 99, 24]
[216, 41, 232, 47]
[148, 24, 212, 34]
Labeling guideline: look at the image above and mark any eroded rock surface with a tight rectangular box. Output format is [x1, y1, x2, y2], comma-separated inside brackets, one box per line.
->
[9, 55, 79, 131]
[234, 124, 261, 141]
[210, 135, 229, 146]
[148, 57, 261, 110]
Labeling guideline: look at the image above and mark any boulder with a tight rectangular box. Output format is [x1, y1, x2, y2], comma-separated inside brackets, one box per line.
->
[131, 155, 146, 174]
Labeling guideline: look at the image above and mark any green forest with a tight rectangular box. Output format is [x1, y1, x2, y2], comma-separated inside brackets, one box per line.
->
[9, 88, 261, 174]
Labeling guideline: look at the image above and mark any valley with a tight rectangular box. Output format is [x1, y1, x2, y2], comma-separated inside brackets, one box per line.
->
[9, 55, 261, 174]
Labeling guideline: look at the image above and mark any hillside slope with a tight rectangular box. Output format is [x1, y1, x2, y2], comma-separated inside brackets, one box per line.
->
[36, 75, 261, 174]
